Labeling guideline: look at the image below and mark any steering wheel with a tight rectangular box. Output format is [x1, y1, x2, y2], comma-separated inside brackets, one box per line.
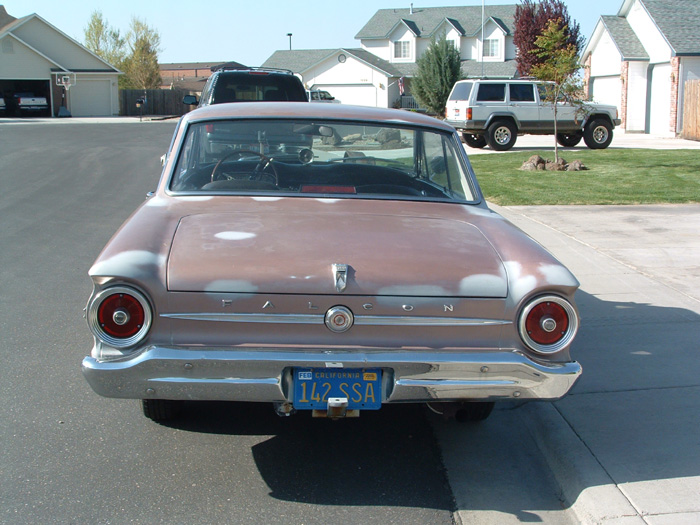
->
[211, 151, 278, 185]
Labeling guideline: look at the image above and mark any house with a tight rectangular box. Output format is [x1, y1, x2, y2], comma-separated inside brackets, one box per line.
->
[0, 5, 121, 117]
[582, 0, 700, 135]
[263, 5, 518, 108]
[159, 60, 246, 91]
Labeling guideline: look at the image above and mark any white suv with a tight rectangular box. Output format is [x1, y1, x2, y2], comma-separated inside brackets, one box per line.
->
[445, 79, 621, 151]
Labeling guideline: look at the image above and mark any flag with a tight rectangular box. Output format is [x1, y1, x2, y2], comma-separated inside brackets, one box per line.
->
[398, 77, 405, 96]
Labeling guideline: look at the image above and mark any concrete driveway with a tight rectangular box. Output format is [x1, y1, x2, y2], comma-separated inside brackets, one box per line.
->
[491, 204, 700, 524]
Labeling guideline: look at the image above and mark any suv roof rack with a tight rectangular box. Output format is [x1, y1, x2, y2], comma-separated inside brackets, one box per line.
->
[214, 66, 295, 75]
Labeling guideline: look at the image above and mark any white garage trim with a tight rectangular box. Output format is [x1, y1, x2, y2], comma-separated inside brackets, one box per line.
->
[648, 63, 672, 136]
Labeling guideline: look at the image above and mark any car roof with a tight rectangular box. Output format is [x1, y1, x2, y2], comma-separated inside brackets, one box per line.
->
[181, 102, 456, 131]
[213, 67, 295, 75]
[455, 79, 539, 84]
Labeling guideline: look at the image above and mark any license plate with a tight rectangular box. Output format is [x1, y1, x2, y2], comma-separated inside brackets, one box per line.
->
[293, 368, 382, 410]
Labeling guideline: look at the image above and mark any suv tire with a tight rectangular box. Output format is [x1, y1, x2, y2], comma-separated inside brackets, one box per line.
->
[556, 132, 583, 148]
[486, 120, 517, 151]
[463, 133, 487, 149]
[583, 119, 613, 149]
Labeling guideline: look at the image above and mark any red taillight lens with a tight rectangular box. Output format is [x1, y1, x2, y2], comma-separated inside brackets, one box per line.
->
[524, 301, 569, 345]
[467, 108, 472, 120]
[97, 293, 145, 338]
[88, 286, 152, 348]
[519, 295, 578, 354]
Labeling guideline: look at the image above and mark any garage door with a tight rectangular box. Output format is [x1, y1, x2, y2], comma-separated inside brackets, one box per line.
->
[69, 79, 112, 117]
[591, 76, 621, 112]
[312, 84, 377, 107]
[648, 63, 671, 135]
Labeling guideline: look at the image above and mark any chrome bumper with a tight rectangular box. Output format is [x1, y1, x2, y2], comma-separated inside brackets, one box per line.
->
[82, 346, 581, 403]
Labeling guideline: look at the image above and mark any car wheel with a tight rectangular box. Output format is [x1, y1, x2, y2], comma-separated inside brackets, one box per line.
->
[583, 119, 613, 149]
[486, 120, 517, 151]
[142, 399, 184, 422]
[556, 132, 583, 148]
[455, 401, 495, 422]
[462, 133, 487, 149]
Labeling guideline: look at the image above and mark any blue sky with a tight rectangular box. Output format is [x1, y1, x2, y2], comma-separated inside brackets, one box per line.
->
[2, 0, 623, 65]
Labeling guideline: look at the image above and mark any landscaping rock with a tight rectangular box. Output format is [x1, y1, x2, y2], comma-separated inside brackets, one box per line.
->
[546, 157, 567, 171]
[520, 155, 547, 171]
[376, 128, 401, 144]
[519, 155, 587, 172]
[567, 160, 587, 171]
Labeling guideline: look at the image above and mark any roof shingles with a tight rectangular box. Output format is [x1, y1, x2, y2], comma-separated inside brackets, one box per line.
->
[601, 15, 649, 60]
[641, 0, 700, 55]
[356, 5, 516, 39]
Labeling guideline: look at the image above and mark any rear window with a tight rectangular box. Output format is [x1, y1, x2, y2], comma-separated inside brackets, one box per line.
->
[476, 84, 506, 102]
[212, 73, 307, 103]
[509, 84, 535, 102]
[170, 118, 476, 202]
[449, 82, 473, 101]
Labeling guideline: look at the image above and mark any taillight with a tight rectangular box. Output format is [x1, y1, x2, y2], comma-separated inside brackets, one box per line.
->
[466, 107, 472, 121]
[518, 295, 578, 354]
[88, 286, 152, 348]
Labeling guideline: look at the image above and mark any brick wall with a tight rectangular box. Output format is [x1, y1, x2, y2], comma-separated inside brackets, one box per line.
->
[670, 56, 681, 134]
[620, 61, 629, 129]
[583, 55, 592, 99]
[159, 67, 212, 89]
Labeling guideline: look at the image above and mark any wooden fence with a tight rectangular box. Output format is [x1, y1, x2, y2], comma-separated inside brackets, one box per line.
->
[119, 89, 198, 117]
[682, 80, 700, 141]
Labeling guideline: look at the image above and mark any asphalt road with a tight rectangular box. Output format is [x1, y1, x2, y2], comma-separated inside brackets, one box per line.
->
[0, 120, 573, 524]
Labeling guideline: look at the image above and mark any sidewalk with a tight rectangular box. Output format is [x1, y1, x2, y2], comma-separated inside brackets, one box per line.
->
[493, 204, 700, 524]
[0, 116, 177, 124]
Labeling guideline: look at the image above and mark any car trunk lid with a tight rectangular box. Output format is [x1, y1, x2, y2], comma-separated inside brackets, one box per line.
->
[167, 211, 507, 298]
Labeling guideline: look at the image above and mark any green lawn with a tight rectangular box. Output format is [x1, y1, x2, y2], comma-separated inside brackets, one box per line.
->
[468, 149, 700, 205]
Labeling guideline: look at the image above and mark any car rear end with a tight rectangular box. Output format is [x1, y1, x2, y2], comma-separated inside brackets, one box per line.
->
[445, 80, 475, 131]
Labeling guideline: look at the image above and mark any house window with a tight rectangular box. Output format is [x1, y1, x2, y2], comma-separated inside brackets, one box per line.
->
[483, 39, 499, 58]
[394, 41, 410, 59]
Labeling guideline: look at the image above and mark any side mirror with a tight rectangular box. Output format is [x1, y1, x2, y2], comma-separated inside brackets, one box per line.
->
[183, 95, 198, 105]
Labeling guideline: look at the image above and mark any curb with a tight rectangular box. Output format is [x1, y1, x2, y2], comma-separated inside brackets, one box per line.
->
[519, 402, 645, 524]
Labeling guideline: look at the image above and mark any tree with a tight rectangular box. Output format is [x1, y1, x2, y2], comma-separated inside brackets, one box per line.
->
[411, 35, 462, 116]
[514, 0, 584, 77]
[83, 14, 161, 89]
[121, 18, 162, 89]
[83, 11, 126, 69]
[530, 19, 585, 162]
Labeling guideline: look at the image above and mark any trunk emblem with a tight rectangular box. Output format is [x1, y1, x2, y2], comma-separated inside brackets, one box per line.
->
[332, 263, 348, 293]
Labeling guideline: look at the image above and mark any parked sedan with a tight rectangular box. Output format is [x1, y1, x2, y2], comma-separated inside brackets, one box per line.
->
[82, 102, 581, 423]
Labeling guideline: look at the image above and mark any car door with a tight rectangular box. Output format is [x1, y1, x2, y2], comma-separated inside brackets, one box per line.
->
[508, 83, 539, 132]
[537, 83, 579, 132]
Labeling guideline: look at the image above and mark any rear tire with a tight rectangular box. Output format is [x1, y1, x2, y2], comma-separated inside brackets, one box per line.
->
[556, 132, 583, 148]
[142, 399, 184, 422]
[583, 119, 613, 149]
[462, 133, 487, 149]
[455, 401, 495, 422]
[486, 120, 517, 151]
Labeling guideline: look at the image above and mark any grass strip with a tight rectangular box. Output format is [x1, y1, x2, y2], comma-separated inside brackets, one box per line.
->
[468, 149, 700, 205]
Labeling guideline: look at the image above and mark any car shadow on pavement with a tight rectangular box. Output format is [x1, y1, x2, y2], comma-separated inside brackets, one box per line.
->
[163, 402, 455, 512]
